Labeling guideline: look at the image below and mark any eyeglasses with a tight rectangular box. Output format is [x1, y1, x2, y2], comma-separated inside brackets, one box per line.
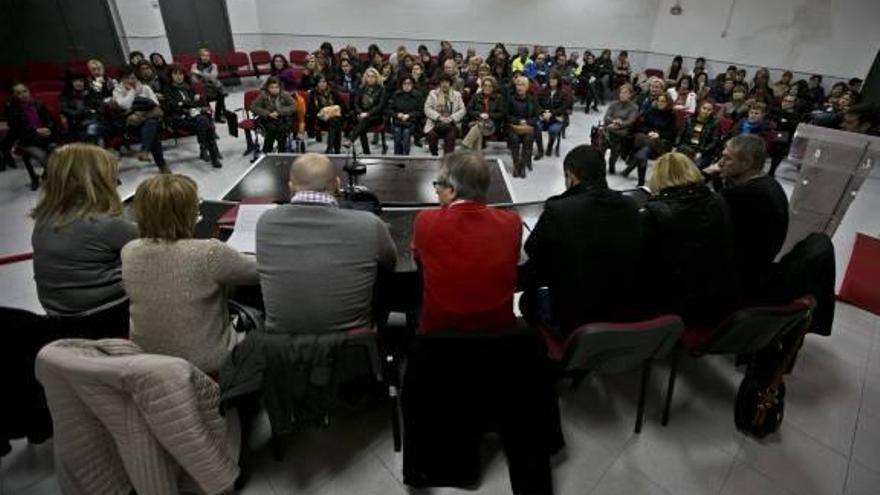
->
[432, 180, 451, 188]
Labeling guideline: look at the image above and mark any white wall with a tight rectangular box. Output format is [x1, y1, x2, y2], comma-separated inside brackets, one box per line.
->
[648, 0, 880, 79]
[226, 0, 263, 54]
[110, 0, 170, 57]
[253, 0, 661, 56]
[111, 0, 876, 81]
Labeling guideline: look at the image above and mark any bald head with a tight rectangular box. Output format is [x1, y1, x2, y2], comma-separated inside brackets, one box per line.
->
[288, 153, 338, 194]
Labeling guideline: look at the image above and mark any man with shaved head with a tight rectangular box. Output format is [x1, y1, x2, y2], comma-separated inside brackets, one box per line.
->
[256, 153, 397, 334]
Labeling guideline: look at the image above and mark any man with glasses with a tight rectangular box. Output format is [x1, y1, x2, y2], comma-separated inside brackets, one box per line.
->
[413, 150, 522, 333]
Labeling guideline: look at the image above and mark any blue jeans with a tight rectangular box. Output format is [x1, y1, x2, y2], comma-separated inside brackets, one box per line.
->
[393, 123, 413, 155]
[139, 118, 165, 167]
[537, 120, 563, 136]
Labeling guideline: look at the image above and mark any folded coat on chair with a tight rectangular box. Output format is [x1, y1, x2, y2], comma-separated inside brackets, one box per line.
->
[35, 339, 240, 495]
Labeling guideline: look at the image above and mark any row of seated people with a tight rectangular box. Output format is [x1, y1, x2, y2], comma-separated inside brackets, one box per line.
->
[1, 49, 231, 189]
[17, 140, 839, 488]
[247, 69, 571, 177]
[600, 78, 877, 187]
[29, 137, 801, 375]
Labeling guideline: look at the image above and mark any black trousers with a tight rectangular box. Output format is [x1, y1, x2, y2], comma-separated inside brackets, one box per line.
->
[258, 117, 293, 152]
[319, 117, 343, 153]
[351, 116, 383, 154]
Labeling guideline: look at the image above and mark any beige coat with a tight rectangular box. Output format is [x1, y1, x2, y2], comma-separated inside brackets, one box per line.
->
[35, 339, 240, 495]
[423, 88, 465, 134]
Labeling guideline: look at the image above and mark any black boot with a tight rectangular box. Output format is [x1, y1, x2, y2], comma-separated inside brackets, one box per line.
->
[209, 139, 222, 168]
[534, 134, 544, 161]
[510, 142, 522, 178]
[199, 135, 210, 162]
[547, 135, 557, 158]
[522, 146, 533, 174]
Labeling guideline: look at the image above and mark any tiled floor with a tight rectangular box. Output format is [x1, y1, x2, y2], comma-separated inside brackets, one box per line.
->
[1, 85, 879, 495]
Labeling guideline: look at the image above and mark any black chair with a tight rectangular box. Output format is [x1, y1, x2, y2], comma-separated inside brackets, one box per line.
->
[538, 315, 684, 433]
[670, 296, 817, 424]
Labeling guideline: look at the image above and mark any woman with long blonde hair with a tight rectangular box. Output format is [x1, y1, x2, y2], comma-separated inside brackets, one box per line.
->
[350, 67, 386, 154]
[643, 152, 735, 325]
[31, 143, 138, 337]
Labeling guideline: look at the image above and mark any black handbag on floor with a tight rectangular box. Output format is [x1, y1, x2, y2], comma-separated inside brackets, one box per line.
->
[734, 317, 808, 438]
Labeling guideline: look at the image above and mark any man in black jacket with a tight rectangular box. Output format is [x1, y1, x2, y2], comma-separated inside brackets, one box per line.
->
[706, 134, 789, 303]
[521, 145, 645, 336]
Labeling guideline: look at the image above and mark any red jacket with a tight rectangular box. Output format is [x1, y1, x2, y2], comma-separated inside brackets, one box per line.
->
[412, 201, 522, 333]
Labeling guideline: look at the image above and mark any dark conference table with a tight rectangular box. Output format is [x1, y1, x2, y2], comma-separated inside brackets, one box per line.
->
[194, 152, 647, 313]
[198, 153, 541, 274]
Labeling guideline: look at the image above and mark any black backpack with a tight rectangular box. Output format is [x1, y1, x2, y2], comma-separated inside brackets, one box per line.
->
[734, 321, 807, 438]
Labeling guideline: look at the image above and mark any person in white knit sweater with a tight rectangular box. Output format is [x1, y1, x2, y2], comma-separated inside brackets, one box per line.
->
[123, 174, 258, 374]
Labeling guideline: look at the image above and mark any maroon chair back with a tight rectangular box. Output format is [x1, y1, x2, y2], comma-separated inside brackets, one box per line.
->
[243, 89, 262, 111]
[224, 52, 256, 77]
[357, 52, 370, 63]
[63, 60, 89, 76]
[337, 90, 351, 110]
[290, 67, 304, 88]
[172, 54, 197, 69]
[683, 296, 816, 354]
[644, 68, 664, 80]
[674, 108, 689, 132]
[250, 50, 270, 66]
[289, 50, 308, 66]
[105, 64, 120, 80]
[28, 81, 64, 93]
[555, 315, 684, 374]
[717, 117, 735, 138]
[24, 62, 61, 82]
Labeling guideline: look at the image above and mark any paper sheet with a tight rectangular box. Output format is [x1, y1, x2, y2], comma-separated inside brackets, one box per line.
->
[225, 204, 278, 254]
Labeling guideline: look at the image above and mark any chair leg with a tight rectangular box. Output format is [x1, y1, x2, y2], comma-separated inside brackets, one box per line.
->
[387, 354, 402, 453]
[662, 347, 680, 426]
[635, 359, 652, 434]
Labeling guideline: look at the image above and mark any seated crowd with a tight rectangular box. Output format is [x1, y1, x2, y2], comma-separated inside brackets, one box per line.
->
[3, 42, 877, 190]
[3, 39, 875, 490]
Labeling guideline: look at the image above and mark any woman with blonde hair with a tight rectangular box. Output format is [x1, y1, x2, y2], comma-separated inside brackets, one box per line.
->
[642, 152, 735, 325]
[350, 66, 387, 154]
[122, 174, 258, 374]
[31, 143, 138, 337]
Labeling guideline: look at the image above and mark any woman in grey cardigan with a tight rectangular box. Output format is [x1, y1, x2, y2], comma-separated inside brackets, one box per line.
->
[31, 143, 138, 338]
[123, 174, 258, 374]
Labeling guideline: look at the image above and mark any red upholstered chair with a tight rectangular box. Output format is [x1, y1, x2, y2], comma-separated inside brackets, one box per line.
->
[644, 68, 665, 80]
[249, 50, 271, 76]
[538, 315, 684, 433]
[290, 67, 304, 89]
[28, 81, 64, 93]
[674, 107, 689, 132]
[222, 52, 256, 79]
[236, 89, 264, 162]
[671, 296, 816, 426]
[717, 117, 735, 139]
[104, 64, 120, 80]
[289, 50, 308, 67]
[172, 53, 197, 69]
[63, 60, 89, 76]
[24, 62, 61, 82]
